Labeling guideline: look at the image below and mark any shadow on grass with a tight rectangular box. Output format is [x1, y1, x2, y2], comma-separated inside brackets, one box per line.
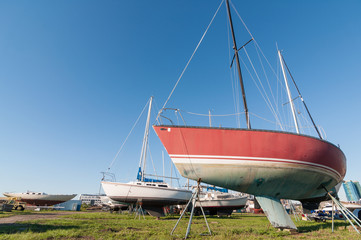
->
[0, 223, 79, 234]
[298, 221, 349, 233]
[162, 213, 266, 221]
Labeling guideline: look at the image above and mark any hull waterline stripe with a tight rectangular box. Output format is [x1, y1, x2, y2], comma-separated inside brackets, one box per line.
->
[169, 154, 342, 179]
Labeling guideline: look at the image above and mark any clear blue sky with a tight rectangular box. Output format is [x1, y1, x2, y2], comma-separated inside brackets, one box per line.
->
[0, 0, 360, 196]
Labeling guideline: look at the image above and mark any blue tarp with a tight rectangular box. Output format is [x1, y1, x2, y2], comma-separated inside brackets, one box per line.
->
[206, 186, 228, 193]
[136, 167, 163, 183]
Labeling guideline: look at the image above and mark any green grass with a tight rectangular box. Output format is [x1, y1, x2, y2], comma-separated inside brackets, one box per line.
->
[0, 212, 361, 239]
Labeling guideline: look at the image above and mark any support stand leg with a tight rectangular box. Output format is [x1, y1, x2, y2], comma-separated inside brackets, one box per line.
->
[198, 202, 212, 235]
[134, 201, 145, 220]
[324, 188, 361, 234]
[170, 178, 212, 239]
[332, 200, 334, 233]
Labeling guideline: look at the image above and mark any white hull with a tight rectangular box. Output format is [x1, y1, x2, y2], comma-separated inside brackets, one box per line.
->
[3, 192, 76, 206]
[101, 181, 192, 206]
[196, 195, 247, 208]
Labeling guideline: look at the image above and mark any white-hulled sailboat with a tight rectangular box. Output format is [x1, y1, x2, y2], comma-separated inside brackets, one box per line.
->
[101, 97, 192, 217]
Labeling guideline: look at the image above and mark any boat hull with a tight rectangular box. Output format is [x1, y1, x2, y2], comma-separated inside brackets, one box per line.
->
[153, 125, 346, 201]
[196, 196, 247, 208]
[101, 181, 192, 207]
[195, 194, 247, 215]
[3, 193, 77, 206]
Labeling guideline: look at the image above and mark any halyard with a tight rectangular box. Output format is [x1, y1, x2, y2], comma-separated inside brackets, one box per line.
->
[0, 211, 360, 239]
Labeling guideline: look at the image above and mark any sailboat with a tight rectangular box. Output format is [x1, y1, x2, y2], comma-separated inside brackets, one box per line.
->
[3, 191, 76, 206]
[153, 0, 346, 229]
[195, 186, 247, 216]
[101, 97, 192, 217]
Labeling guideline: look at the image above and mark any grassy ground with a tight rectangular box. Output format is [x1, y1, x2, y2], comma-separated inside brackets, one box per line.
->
[0, 211, 361, 239]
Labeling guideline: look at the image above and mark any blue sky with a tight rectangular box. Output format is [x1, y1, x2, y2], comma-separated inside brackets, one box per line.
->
[0, 0, 360, 197]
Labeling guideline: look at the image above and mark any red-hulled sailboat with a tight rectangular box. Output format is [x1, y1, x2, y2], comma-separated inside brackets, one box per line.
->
[153, 0, 346, 230]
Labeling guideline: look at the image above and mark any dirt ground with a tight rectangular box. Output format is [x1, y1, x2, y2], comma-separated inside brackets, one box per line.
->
[0, 211, 84, 224]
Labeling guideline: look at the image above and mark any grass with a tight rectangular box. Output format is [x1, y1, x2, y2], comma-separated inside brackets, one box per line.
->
[0, 211, 361, 239]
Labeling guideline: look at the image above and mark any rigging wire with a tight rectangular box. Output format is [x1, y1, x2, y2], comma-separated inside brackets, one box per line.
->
[242, 47, 284, 130]
[156, 0, 225, 122]
[238, 52, 283, 129]
[228, 0, 289, 130]
[152, 98, 161, 125]
[230, 1, 288, 95]
[147, 144, 158, 179]
[107, 98, 150, 171]
[254, 44, 282, 122]
[181, 110, 244, 117]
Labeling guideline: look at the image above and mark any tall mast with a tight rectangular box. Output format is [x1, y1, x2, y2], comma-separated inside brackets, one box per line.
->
[278, 50, 300, 134]
[281, 53, 323, 139]
[226, 0, 251, 129]
[141, 96, 153, 181]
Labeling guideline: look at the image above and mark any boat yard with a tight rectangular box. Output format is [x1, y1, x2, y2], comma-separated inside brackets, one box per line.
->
[1, 0, 361, 239]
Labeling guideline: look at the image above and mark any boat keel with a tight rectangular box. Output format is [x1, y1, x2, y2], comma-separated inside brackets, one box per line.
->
[255, 196, 297, 230]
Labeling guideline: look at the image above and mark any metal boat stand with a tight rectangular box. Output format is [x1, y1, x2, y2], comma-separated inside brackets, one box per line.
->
[134, 200, 146, 220]
[289, 201, 300, 221]
[325, 190, 361, 233]
[171, 178, 212, 239]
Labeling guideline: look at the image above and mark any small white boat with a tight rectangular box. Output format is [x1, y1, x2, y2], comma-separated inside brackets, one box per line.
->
[3, 191, 76, 206]
[195, 187, 247, 216]
[99, 196, 128, 212]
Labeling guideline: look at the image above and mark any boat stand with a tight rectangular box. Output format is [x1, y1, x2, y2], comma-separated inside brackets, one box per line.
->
[134, 201, 146, 220]
[326, 191, 361, 233]
[289, 201, 300, 221]
[171, 178, 211, 239]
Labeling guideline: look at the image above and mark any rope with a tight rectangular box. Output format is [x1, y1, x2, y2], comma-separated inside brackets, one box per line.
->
[156, 0, 225, 122]
[107, 98, 150, 171]
[182, 110, 244, 117]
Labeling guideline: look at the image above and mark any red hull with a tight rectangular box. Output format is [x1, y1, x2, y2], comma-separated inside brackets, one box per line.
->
[20, 199, 70, 206]
[154, 125, 346, 200]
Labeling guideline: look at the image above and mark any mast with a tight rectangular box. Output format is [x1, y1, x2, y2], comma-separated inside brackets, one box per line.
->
[208, 109, 212, 127]
[140, 96, 153, 181]
[278, 50, 300, 134]
[280, 53, 323, 139]
[226, 0, 251, 129]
